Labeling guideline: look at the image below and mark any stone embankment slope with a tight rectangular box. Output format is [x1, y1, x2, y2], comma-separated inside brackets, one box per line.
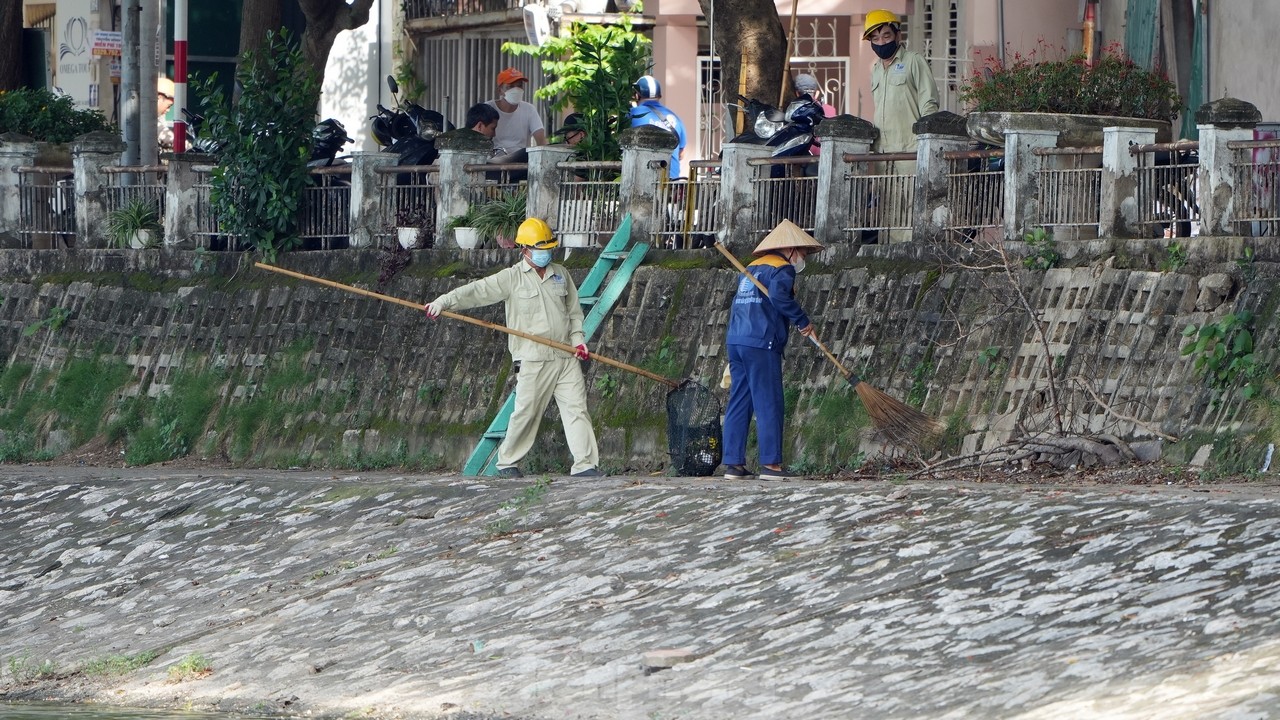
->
[2, 467, 1279, 719]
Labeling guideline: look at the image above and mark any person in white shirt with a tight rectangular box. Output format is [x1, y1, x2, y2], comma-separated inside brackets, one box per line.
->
[486, 67, 546, 162]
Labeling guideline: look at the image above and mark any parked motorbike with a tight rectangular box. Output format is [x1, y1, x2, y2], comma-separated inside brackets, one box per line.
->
[727, 93, 824, 178]
[309, 118, 353, 168]
[370, 75, 450, 169]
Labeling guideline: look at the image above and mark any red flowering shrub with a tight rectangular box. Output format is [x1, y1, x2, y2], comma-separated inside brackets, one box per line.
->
[960, 44, 1181, 121]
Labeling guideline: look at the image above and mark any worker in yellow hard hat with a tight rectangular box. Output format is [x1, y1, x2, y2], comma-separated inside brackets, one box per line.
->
[424, 217, 601, 478]
[864, 9, 939, 242]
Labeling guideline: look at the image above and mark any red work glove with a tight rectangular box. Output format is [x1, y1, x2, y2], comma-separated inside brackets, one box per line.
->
[575, 344, 590, 360]
[424, 301, 442, 319]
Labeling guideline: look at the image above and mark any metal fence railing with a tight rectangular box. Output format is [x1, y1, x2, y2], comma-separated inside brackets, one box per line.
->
[555, 161, 621, 249]
[103, 165, 167, 221]
[1229, 138, 1280, 236]
[653, 160, 721, 249]
[842, 151, 915, 240]
[1035, 146, 1103, 231]
[299, 165, 352, 250]
[945, 148, 1004, 234]
[376, 164, 438, 249]
[748, 155, 819, 236]
[16, 166, 76, 248]
[1133, 140, 1200, 238]
[402, 0, 519, 20]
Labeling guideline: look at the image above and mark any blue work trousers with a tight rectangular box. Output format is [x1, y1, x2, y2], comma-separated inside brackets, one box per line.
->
[723, 344, 785, 467]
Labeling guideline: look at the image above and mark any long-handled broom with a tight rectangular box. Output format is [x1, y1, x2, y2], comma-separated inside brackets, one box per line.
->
[713, 243, 939, 446]
[254, 262, 678, 388]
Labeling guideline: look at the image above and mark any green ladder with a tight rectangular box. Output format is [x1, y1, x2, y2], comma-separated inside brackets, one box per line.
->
[461, 215, 648, 476]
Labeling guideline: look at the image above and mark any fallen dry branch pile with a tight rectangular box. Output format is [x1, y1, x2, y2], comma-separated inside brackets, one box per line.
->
[916, 433, 1141, 477]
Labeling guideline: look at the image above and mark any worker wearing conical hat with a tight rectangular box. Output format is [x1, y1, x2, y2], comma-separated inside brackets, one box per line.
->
[721, 220, 824, 481]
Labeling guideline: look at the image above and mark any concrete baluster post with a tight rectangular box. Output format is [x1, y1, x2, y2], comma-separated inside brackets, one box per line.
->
[716, 141, 773, 250]
[1194, 98, 1262, 237]
[619, 125, 677, 245]
[72, 131, 127, 248]
[813, 115, 877, 247]
[433, 129, 493, 247]
[163, 152, 213, 247]
[1099, 126, 1157, 238]
[1002, 129, 1059, 241]
[526, 144, 578, 230]
[347, 150, 400, 248]
[910, 112, 970, 244]
[0, 133, 38, 238]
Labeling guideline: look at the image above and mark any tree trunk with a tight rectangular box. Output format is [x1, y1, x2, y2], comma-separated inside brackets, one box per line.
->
[239, 0, 284, 62]
[697, 0, 789, 122]
[298, 0, 376, 75]
[0, 0, 22, 91]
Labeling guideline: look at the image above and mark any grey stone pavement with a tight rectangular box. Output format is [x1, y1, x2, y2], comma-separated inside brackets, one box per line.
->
[1, 466, 1279, 719]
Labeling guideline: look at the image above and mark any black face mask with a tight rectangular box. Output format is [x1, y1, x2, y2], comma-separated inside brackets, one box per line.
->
[872, 40, 899, 60]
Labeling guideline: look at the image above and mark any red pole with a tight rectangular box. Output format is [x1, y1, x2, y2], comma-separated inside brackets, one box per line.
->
[1082, 1, 1097, 67]
[173, 0, 188, 153]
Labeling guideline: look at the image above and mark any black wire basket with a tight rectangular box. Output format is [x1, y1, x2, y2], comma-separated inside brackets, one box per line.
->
[666, 380, 721, 476]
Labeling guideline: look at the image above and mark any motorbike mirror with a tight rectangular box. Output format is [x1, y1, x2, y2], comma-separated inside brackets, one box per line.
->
[387, 75, 399, 94]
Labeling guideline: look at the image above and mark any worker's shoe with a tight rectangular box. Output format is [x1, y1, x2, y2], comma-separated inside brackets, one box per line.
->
[497, 466, 524, 478]
[758, 467, 802, 481]
[723, 464, 755, 480]
[571, 467, 603, 478]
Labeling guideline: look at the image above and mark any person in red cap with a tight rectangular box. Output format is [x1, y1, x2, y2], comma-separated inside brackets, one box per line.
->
[487, 67, 546, 163]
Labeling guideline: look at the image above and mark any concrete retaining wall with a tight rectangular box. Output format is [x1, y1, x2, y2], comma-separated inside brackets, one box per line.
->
[0, 239, 1275, 474]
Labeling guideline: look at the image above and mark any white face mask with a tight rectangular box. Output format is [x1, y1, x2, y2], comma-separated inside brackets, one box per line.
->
[503, 88, 524, 104]
[790, 251, 806, 273]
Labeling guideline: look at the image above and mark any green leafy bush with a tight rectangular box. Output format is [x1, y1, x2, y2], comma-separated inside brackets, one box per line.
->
[1181, 311, 1263, 400]
[193, 30, 320, 262]
[505, 18, 652, 162]
[960, 43, 1181, 121]
[0, 87, 116, 142]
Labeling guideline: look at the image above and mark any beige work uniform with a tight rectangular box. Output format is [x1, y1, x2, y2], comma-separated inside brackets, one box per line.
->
[433, 260, 599, 474]
[870, 45, 940, 241]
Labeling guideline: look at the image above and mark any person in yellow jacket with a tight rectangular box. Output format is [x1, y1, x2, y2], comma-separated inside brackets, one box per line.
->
[864, 9, 940, 242]
[424, 218, 601, 478]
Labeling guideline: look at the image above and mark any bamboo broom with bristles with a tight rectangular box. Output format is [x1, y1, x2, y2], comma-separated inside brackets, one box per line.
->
[714, 243, 940, 446]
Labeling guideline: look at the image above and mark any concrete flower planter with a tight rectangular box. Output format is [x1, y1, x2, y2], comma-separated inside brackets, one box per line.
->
[967, 111, 1172, 148]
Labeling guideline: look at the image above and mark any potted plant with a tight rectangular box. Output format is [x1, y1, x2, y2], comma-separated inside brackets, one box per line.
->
[960, 44, 1181, 147]
[106, 197, 163, 249]
[470, 188, 527, 249]
[445, 205, 484, 250]
[395, 204, 431, 249]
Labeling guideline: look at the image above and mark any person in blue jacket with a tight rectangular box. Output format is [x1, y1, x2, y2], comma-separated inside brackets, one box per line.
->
[629, 75, 686, 180]
[722, 220, 824, 480]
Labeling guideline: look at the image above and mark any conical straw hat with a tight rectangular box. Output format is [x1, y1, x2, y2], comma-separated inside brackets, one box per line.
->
[752, 219, 826, 256]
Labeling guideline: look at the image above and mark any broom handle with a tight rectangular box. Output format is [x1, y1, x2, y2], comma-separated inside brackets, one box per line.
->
[254, 262, 679, 389]
[712, 243, 860, 385]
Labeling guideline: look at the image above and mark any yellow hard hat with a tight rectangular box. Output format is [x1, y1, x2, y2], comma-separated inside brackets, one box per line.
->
[515, 217, 557, 249]
[863, 9, 900, 40]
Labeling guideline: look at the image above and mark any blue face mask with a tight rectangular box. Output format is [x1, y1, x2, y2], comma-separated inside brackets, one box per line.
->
[530, 249, 553, 268]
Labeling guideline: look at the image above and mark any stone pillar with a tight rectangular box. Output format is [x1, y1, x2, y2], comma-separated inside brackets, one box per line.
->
[163, 152, 213, 247]
[0, 133, 38, 237]
[433, 129, 493, 247]
[1002, 129, 1059, 241]
[813, 114, 878, 247]
[527, 144, 578, 230]
[618, 125, 677, 244]
[1195, 98, 1262, 237]
[1099, 126, 1157, 238]
[716, 141, 773, 250]
[346, 150, 400, 249]
[910, 112, 970, 244]
[72, 131, 127, 248]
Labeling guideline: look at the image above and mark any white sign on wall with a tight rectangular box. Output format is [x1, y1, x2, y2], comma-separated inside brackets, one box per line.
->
[55, 0, 95, 107]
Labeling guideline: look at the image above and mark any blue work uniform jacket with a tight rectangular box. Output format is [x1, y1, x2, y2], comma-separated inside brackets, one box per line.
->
[726, 254, 810, 352]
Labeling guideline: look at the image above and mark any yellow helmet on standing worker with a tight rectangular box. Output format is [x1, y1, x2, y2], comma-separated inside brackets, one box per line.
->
[515, 217, 558, 249]
[862, 9, 901, 39]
